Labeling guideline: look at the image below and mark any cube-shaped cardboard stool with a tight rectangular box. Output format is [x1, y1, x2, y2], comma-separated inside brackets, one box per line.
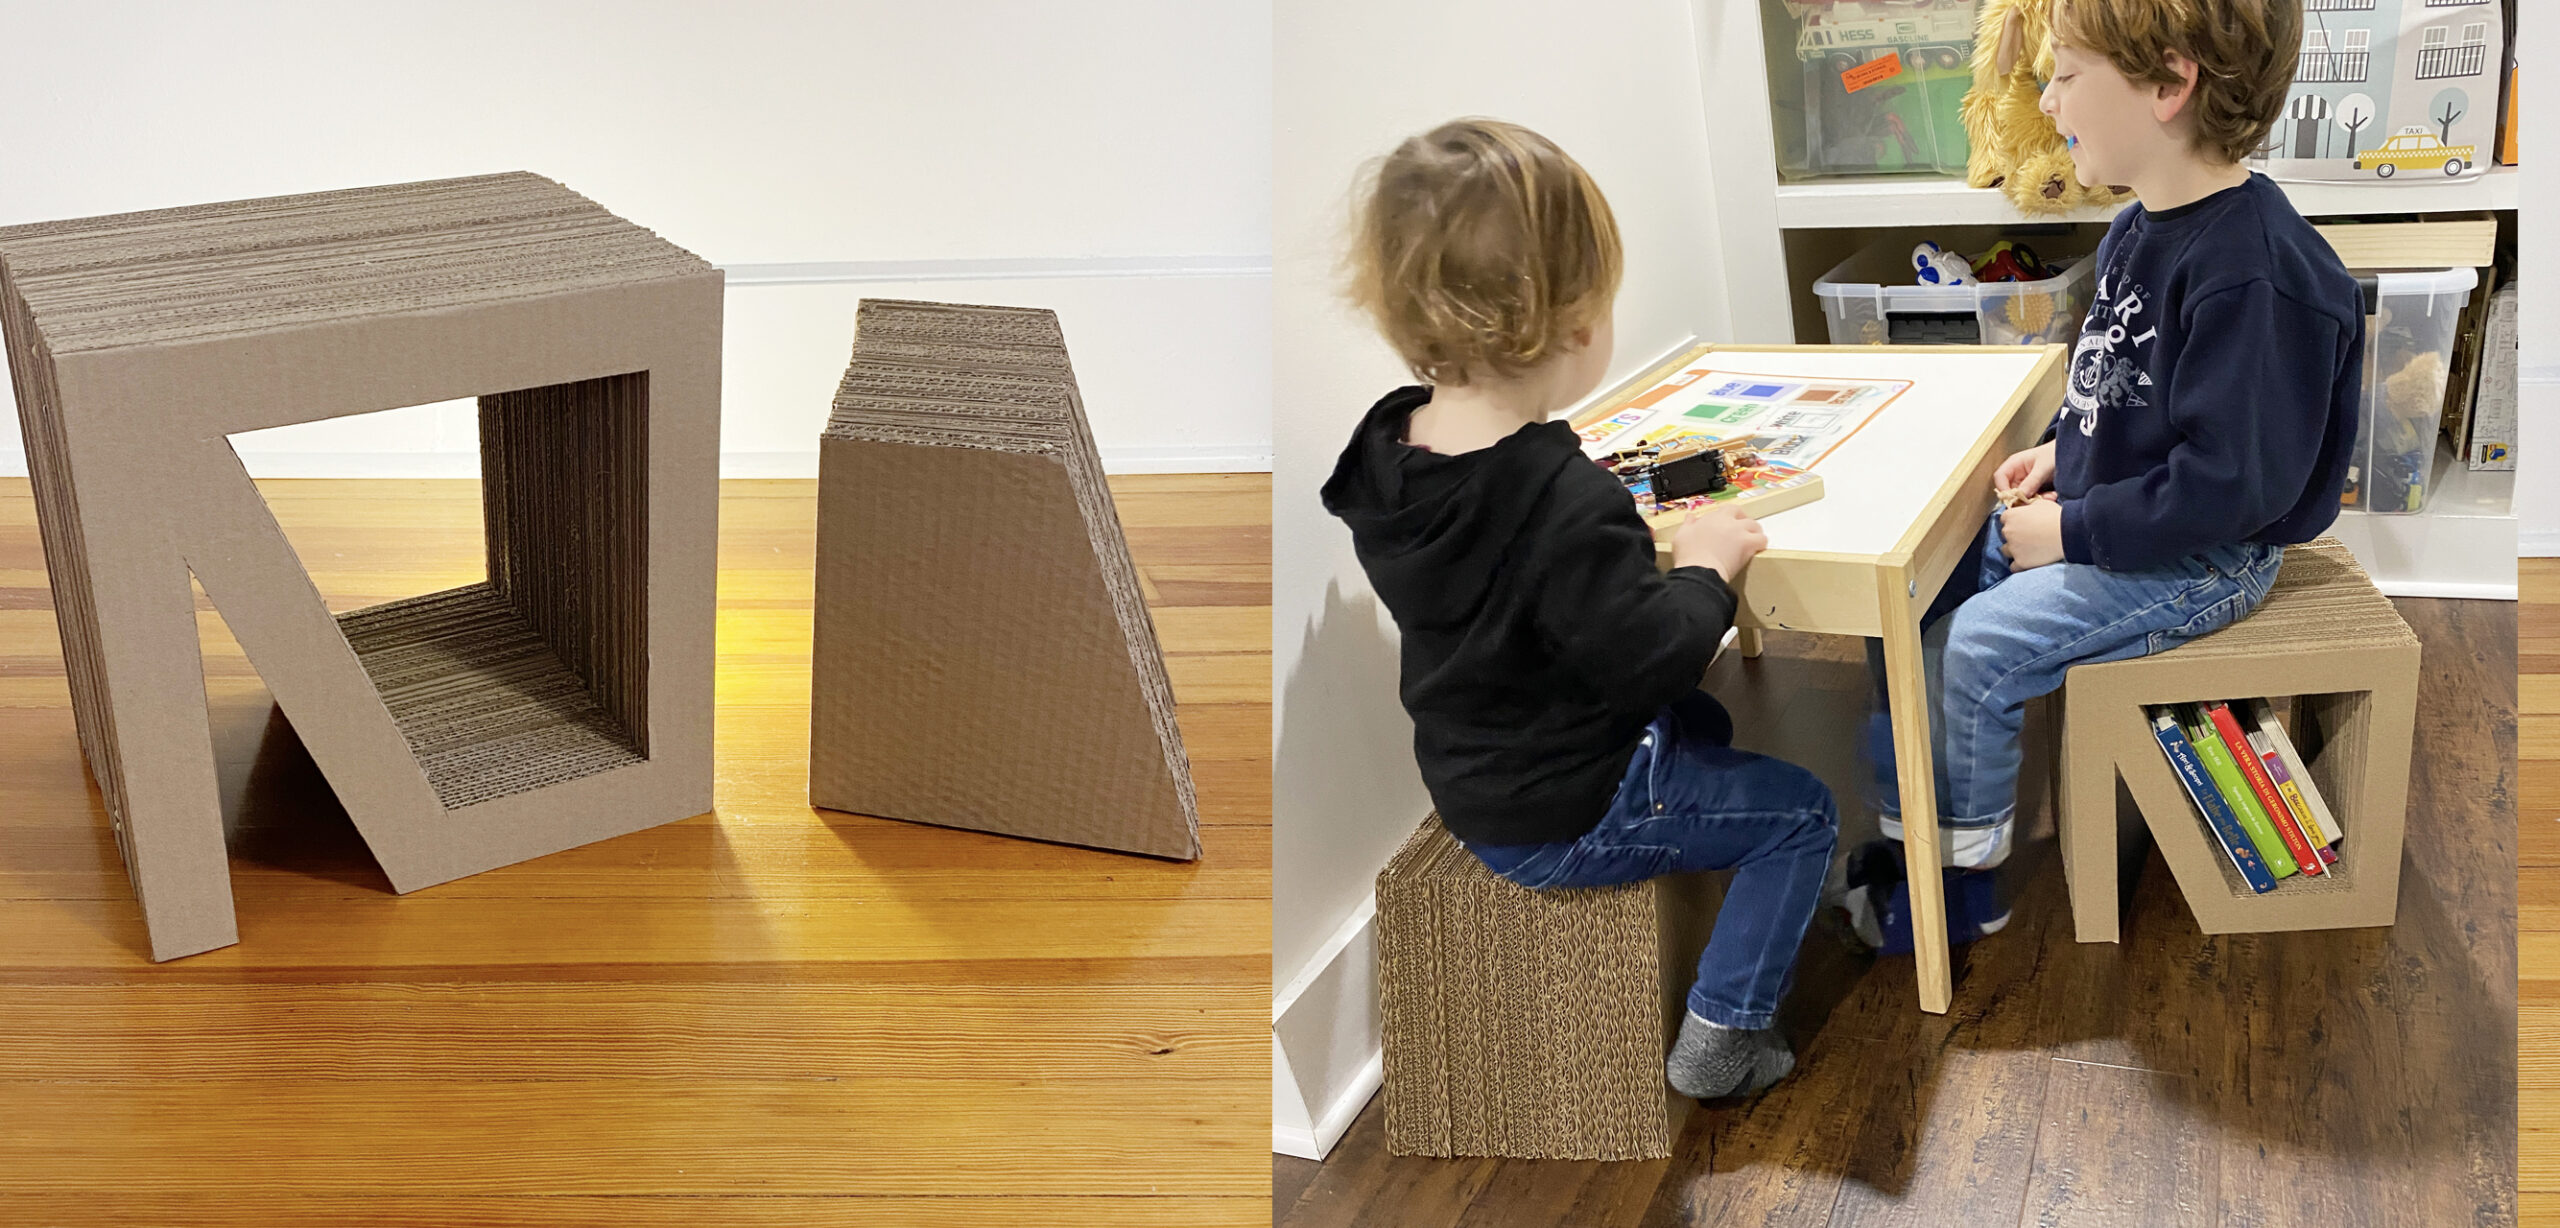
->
[1376, 814, 1717, 1160]
[0, 173, 723, 960]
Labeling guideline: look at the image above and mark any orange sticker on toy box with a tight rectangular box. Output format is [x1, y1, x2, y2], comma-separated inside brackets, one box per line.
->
[1843, 56, 1902, 93]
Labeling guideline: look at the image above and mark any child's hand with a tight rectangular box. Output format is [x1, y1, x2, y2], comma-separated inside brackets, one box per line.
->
[1993, 441, 2058, 501]
[1999, 499, 2065, 571]
[1671, 504, 1768, 581]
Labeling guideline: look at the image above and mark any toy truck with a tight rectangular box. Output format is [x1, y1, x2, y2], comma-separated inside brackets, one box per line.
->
[1785, 0, 1974, 73]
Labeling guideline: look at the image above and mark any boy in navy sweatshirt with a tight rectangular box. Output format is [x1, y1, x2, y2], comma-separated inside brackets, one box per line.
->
[1869, 0, 2365, 874]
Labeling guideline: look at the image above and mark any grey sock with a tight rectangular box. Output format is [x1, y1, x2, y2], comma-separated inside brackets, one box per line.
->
[1665, 1009, 1796, 1100]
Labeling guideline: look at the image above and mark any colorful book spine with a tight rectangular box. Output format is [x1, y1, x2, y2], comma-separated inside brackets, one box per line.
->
[2206, 702, 2322, 876]
[2178, 705, 2297, 879]
[2247, 698, 2342, 846]
[2150, 712, 2277, 894]
[2248, 728, 2338, 865]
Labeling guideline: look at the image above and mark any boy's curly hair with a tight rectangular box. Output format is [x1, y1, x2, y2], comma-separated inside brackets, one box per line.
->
[2053, 0, 2302, 164]
[1346, 118, 1621, 387]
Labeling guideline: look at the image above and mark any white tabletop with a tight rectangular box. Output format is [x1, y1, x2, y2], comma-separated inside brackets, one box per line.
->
[1606, 347, 2056, 557]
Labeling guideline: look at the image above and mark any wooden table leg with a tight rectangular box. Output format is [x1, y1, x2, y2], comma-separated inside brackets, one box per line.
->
[1736, 628, 1764, 659]
[1876, 570, 1952, 1014]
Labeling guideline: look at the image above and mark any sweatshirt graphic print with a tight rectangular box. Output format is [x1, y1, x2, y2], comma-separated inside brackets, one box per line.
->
[2048, 173, 2364, 573]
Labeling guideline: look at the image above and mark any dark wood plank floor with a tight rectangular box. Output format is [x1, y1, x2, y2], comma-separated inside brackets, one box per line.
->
[1281, 595, 2516, 1227]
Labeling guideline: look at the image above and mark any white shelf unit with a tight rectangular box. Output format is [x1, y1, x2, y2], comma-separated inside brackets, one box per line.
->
[1772, 165, 2519, 229]
[1696, 4, 2517, 598]
[2328, 441, 2517, 600]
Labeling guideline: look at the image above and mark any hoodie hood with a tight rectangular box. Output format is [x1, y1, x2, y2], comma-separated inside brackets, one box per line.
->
[1320, 386, 1585, 631]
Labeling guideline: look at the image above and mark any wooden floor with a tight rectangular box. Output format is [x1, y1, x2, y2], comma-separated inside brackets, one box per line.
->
[1281, 592, 2516, 1227]
[0, 475, 1270, 1226]
[2522, 560, 2558, 1226]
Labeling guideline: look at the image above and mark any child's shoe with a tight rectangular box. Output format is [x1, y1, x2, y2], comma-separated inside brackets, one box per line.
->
[1830, 839, 2009, 956]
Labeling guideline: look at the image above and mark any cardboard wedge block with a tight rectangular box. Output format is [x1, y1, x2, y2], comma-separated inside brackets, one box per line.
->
[0, 173, 724, 960]
[2057, 539, 2418, 942]
[1375, 814, 1716, 1161]
[808, 299, 1199, 860]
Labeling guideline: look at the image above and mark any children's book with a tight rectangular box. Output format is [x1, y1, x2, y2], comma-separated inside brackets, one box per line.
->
[2177, 704, 2297, 879]
[2150, 711, 2278, 894]
[2205, 702, 2323, 877]
[2247, 727, 2338, 865]
[2246, 697, 2342, 847]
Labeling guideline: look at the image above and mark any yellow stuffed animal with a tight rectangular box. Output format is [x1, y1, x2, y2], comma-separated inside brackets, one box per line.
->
[1960, 0, 2136, 214]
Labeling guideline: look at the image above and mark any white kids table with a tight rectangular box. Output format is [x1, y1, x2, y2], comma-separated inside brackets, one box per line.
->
[1572, 343, 2068, 1014]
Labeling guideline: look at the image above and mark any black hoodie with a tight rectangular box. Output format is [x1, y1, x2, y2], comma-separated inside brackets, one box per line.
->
[1320, 386, 1740, 846]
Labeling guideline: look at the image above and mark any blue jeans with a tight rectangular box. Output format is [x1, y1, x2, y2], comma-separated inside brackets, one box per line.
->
[1869, 508, 2286, 856]
[1461, 691, 1837, 1030]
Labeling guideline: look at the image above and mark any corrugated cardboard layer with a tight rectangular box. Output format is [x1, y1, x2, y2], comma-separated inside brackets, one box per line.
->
[0, 173, 722, 959]
[0, 173, 709, 353]
[808, 298, 1198, 860]
[1377, 815, 1687, 1160]
[338, 584, 644, 810]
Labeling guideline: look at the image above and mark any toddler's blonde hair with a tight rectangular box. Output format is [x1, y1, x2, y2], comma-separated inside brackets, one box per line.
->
[1347, 119, 1622, 386]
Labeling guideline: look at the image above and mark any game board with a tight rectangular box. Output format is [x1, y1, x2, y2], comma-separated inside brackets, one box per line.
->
[1574, 364, 1913, 529]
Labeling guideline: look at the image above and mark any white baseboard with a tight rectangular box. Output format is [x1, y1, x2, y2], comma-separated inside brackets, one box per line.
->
[0, 447, 1274, 481]
[719, 254, 1271, 285]
[1274, 1049, 1383, 1162]
[2373, 578, 2521, 600]
[1273, 894, 1385, 1161]
[717, 447, 1273, 479]
[2522, 529, 2560, 558]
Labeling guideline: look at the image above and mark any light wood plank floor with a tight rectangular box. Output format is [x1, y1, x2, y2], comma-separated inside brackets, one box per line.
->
[2523, 559, 2557, 1226]
[1283, 589, 2515, 1226]
[0, 475, 1270, 1226]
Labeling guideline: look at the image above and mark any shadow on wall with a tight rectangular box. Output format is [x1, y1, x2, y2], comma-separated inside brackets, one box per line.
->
[1273, 576, 1428, 975]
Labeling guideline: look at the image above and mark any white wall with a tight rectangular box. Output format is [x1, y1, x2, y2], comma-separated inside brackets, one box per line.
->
[0, 1, 1271, 476]
[2515, 3, 2558, 552]
[1272, 0, 1733, 1157]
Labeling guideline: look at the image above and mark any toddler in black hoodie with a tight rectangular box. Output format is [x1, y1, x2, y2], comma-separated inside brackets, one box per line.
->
[1320, 119, 1836, 1100]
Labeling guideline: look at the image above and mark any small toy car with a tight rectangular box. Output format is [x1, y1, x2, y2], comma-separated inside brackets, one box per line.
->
[2353, 128, 2477, 178]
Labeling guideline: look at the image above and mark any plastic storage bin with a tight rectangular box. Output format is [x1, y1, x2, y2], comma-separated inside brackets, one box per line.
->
[1812, 236, 2095, 347]
[1771, 0, 1979, 180]
[2348, 266, 2476, 514]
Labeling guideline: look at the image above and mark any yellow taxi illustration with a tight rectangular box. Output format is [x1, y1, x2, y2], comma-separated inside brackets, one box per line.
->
[2353, 127, 2477, 177]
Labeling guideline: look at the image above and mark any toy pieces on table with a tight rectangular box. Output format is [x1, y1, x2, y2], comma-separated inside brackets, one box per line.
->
[1651, 447, 1728, 502]
[1601, 436, 1746, 506]
[1645, 464, 1827, 535]
[1912, 241, 1976, 286]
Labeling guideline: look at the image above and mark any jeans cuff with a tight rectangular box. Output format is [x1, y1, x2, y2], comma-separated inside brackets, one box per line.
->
[1687, 991, 1775, 1031]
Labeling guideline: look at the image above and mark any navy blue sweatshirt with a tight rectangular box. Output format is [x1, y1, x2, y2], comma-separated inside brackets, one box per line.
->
[2053, 172, 2365, 572]
[1320, 388, 1738, 846]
